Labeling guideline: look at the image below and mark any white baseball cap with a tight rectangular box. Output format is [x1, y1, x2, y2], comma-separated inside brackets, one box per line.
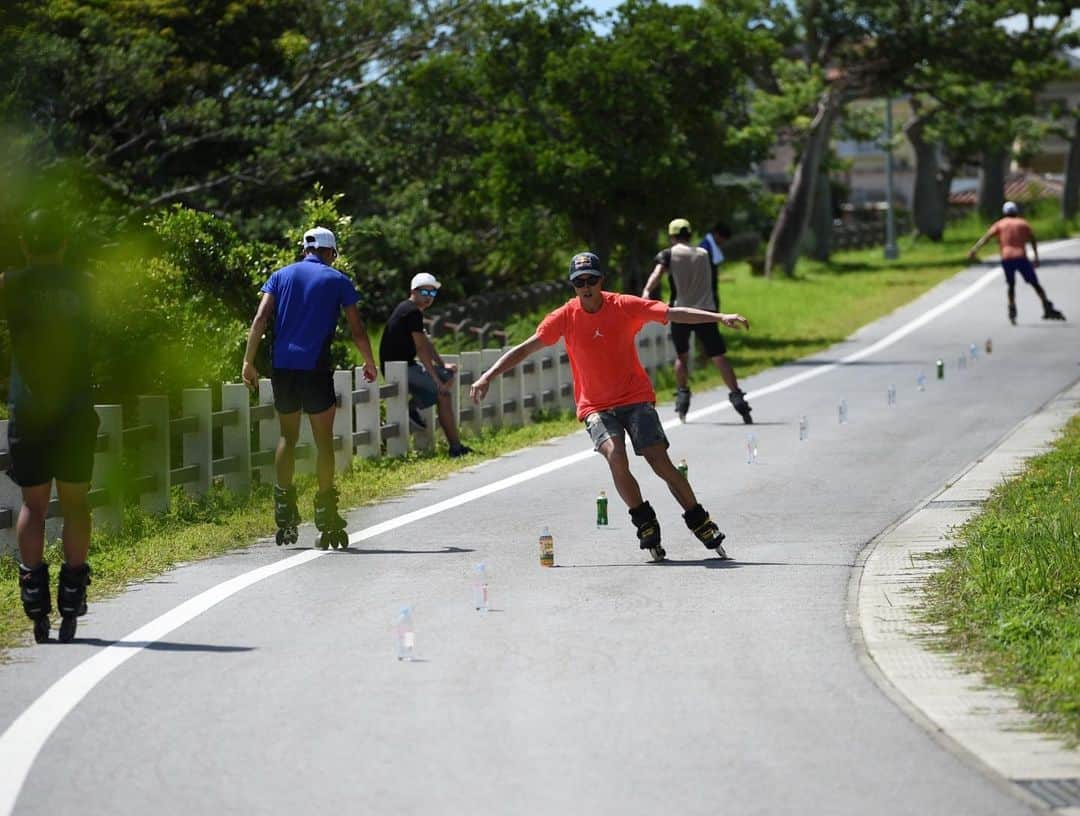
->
[410, 272, 441, 291]
[1002, 201, 1019, 216]
[302, 226, 337, 250]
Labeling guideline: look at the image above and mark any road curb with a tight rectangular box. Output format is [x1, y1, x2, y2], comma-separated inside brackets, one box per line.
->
[853, 377, 1080, 814]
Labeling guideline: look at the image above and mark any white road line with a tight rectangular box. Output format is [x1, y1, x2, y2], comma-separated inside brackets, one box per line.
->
[0, 262, 1008, 815]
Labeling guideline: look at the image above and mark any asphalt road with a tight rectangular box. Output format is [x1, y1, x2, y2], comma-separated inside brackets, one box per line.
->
[1, 241, 1078, 816]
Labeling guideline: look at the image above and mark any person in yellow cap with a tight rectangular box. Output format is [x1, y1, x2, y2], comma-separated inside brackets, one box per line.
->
[642, 218, 753, 423]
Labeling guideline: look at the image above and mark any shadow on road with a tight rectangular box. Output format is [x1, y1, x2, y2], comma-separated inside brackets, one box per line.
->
[59, 638, 255, 652]
[282, 545, 474, 555]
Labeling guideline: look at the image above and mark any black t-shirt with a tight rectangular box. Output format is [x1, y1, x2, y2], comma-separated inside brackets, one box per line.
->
[379, 299, 425, 372]
[3, 263, 94, 430]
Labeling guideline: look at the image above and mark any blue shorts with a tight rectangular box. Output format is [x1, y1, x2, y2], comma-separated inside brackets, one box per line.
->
[584, 403, 668, 455]
[1002, 258, 1039, 287]
[408, 363, 454, 409]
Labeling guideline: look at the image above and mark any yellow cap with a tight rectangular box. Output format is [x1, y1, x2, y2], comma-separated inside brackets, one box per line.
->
[668, 218, 691, 236]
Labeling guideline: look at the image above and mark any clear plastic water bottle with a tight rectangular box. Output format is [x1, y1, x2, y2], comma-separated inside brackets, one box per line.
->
[887, 384, 896, 406]
[838, 399, 848, 424]
[746, 433, 757, 464]
[798, 415, 808, 441]
[969, 343, 978, 361]
[396, 606, 416, 661]
[473, 563, 489, 613]
[917, 372, 927, 391]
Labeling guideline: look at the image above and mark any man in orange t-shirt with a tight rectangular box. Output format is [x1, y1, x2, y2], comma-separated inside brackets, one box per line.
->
[470, 252, 750, 562]
[968, 201, 1065, 324]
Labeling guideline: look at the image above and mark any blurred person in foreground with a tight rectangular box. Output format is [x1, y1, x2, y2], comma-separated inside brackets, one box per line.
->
[471, 252, 749, 562]
[242, 227, 377, 550]
[1, 210, 97, 643]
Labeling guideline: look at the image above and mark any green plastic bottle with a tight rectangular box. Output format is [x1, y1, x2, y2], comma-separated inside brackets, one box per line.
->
[596, 490, 608, 526]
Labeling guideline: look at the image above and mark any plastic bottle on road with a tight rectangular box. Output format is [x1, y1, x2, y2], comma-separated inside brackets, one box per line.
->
[539, 527, 554, 568]
[969, 342, 978, 361]
[936, 359, 944, 380]
[746, 433, 758, 464]
[677, 458, 688, 478]
[596, 490, 608, 527]
[799, 415, 808, 441]
[917, 372, 927, 391]
[985, 338, 993, 354]
[473, 563, 489, 613]
[887, 384, 896, 406]
[838, 399, 848, 424]
[396, 606, 416, 661]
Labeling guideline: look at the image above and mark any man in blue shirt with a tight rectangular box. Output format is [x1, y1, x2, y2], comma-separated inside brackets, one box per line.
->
[242, 227, 377, 549]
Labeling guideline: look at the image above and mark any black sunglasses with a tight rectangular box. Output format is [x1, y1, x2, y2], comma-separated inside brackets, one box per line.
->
[572, 275, 601, 288]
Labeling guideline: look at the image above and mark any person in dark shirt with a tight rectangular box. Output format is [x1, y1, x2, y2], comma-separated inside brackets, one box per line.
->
[242, 227, 378, 549]
[379, 273, 472, 458]
[1, 210, 97, 643]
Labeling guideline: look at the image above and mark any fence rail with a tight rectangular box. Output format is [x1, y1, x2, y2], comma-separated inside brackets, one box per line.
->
[0, 323, 676, 541]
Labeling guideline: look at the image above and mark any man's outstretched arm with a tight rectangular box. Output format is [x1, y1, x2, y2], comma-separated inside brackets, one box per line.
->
[470, 334, 546, 402]
[668, 305, 749, 331]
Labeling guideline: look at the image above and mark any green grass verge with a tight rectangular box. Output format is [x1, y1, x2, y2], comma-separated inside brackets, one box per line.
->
[921, 413, 1080, 743]
[1, 205, 1076, 654]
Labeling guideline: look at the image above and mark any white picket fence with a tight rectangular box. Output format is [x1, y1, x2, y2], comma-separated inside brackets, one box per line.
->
[0, 323, 675, 551]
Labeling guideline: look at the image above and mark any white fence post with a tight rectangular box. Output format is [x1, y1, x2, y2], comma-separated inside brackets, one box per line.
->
[219, 383, 251, 497]
[352, 367, 380, 461]
[501, 347, 524, 428]
[93, 404, 124, 533]
[443, 353, 462, 440]
[333, 370, 353, 472]
[459, 351, 483, 435]
[480, 349, 504, 429]
[521, 351, 541, 425]
[255, 378, 277, 485]
[138, 394, 170, 514]
[383, 361, 409, 458]
[181, 388, 212, 498]
[555, 340, 573, 412]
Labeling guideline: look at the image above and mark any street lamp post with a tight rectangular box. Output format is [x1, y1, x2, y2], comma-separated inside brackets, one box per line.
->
[884, 97, 899, 260]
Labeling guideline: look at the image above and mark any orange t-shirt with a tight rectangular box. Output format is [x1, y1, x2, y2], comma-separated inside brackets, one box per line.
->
[536, 292, 669, 420]
[989, 217, 1033, 260]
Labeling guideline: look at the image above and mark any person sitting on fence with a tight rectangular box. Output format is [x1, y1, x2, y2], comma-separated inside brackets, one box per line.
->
[379, 272, 473, 458]
[1, 209, 97, 643]
[642, 218, 753, 424]
[242, 226, 378, 550]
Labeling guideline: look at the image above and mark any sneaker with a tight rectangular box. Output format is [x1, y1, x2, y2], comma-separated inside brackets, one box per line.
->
[448, 444, 474, 458]
[408, 403, 427, 431]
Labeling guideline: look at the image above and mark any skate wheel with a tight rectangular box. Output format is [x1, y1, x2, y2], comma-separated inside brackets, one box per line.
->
[58, 616, 77, 644]
[288, 527, 299, 545]
[33, 616, 50, 644]
[275, 529, 286, 546]
[335, 531, 349, 550]
[648, 546, 667, 563]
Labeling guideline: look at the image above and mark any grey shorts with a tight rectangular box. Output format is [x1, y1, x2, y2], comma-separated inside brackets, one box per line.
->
[408, 362, 453, 409]
[584, 403, 668, 455]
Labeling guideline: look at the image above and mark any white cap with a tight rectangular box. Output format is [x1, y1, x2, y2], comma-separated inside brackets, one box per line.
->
[302, 226, 337, 250]
[1002, 201, 1019, 216]
[410, 272, 441, 290]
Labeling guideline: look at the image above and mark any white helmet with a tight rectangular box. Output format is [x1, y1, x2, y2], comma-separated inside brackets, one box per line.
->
[302, 226, 337, 250]
[1002, 201, 1019, 216]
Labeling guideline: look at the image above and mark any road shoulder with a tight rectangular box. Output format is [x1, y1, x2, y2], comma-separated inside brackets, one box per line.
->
[854, 378, 1080, 815]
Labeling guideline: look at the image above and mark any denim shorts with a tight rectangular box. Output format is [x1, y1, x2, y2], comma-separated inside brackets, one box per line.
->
[408, 362, 454, 409]
[584, 403, 668, 455]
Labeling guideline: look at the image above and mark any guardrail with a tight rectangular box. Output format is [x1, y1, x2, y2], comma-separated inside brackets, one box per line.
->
[0, 322, 675, 544]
